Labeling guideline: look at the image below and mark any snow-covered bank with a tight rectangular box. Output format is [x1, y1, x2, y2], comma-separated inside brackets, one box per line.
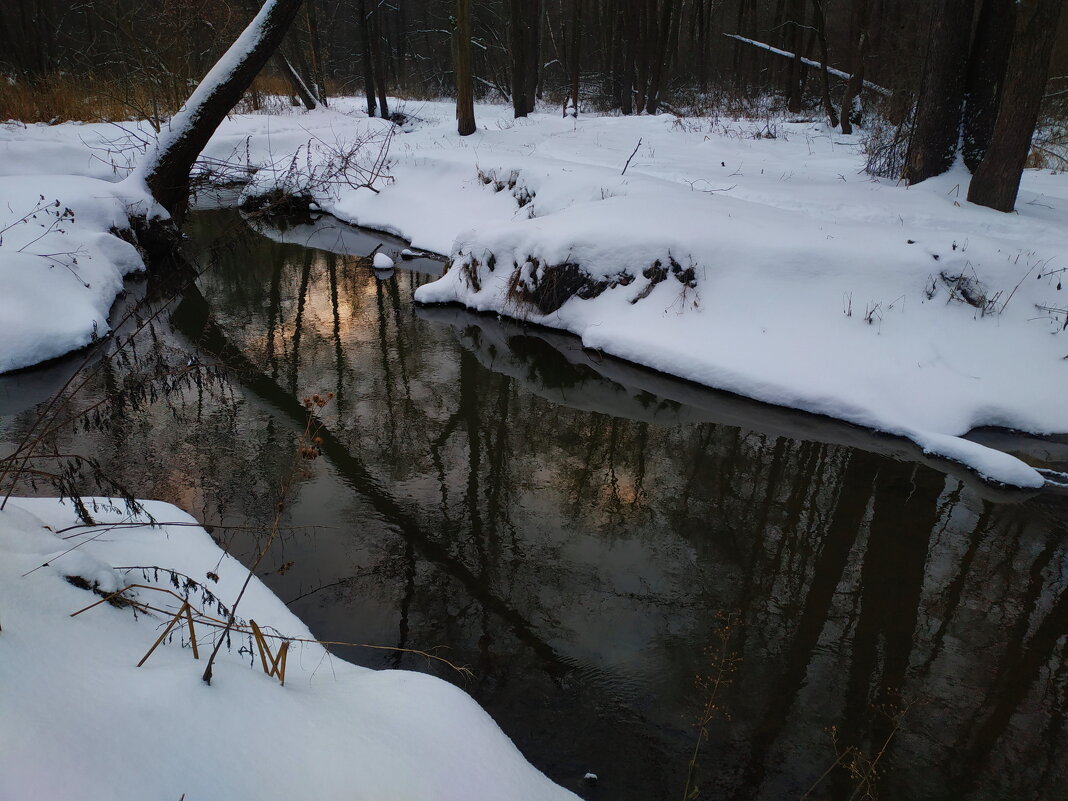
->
[0, 174, 151, 373]
[2, 99, 1066, 484]
[193, 99, 1068, 486]
[0, 496, 579, 801]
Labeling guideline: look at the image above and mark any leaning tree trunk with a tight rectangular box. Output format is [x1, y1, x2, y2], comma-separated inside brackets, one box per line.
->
[961, 0, 1016, 171]
[275, 51, 317, 110]
[904, 0, 978, 183]
[967, 0, 1065, 211]
[137, 0, 305, 226]
[455, 0, 476, 136]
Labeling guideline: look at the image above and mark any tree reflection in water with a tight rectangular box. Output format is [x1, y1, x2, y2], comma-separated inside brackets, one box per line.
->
[1, 209, 1063, 801]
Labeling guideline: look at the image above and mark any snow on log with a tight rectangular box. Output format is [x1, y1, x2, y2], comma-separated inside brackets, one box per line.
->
[132, 0, 305, 224]
[724, 33, 892, 97]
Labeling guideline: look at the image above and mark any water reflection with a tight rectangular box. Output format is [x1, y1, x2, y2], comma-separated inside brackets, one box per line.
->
[1, 209, 1064, 801]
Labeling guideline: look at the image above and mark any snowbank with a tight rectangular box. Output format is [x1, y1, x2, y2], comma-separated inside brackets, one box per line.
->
[2, 100, 1065, 484]
[0, 497, 578, 801]
[0, 174, 153, 373]
[172, 99, 1068, 486]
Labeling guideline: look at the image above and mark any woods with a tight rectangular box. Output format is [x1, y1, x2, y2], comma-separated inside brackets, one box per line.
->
[0, 0, 1065, 213]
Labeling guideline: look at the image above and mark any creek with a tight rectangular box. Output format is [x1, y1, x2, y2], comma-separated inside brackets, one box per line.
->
[1, 208, 1065, 801]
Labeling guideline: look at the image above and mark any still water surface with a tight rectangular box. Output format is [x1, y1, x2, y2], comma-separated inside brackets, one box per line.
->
[1, 209, 1065, 800]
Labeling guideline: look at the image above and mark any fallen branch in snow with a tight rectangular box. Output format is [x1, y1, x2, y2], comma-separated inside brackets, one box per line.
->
[723, 33, 892, 97]
[621, 138, 642, 175]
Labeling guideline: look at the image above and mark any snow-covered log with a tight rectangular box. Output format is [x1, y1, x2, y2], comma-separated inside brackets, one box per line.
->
[133, 0, 305, 224]
[724, 33, 891, 97]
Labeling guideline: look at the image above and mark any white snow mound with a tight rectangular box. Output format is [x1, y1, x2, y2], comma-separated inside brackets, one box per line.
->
[0, 497, 579, 801]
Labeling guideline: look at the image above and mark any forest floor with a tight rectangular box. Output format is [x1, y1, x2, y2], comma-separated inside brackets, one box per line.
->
[1, 97, 1066, 485]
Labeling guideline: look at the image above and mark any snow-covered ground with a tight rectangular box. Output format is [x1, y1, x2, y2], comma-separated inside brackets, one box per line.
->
[0, 496, 579, 801]
[2, 98, 1066, 485]
[0, 169, 153, 373]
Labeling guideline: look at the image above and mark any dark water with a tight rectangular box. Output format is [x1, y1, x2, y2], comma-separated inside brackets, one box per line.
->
[1, 209, 1066, 801]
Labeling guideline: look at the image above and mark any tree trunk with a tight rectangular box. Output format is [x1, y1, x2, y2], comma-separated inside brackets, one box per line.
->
[369, 6, 389, 118]
[968, 0, 1065, 211]
[645, 0, 675, 114]
[525, 0, 544, 109]
[510, 0, 528, 118]
[621, 0, 638, 114]
[905, 0, 978, 183]
[358, 0, 377, 117]
[567, 0, 581, 117]
[455, 0, 476, 136]
[785, 0, 804, 113]
[839, 0, 872, 135]
[961, 0, 1016, 170]
[139, 0, 305, 226]
[305, 0, 328, 106]
[812, 0, 839, 128]
[276, 52, 317, 110]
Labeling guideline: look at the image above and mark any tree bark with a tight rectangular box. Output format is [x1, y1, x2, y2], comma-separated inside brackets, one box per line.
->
[358, 0, 377, 117]
[644, 0, 675, 114]
[839, 0, 872, 135]
[567, 0, 581, 117]
[525, 0, 544, 110]
[276, 52, 317, 110]
[369, 5, 389, 119]
[140, 0, 305, 225]
[785, 0, 805, 113]
[905, 0, 978, 183]
[304, 0, 328, 106]
[961, 0, 1016, 170]
[968, 0, 1065, 211]
[510, 0, 528, 118]
[621, 0, 638, 114]
[812, 0, 839, 128]
[455, 0, 476, 136]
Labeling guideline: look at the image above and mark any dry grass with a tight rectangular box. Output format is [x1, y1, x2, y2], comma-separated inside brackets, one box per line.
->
[0, 73, 189, 125]
[0, 72, 308, 125]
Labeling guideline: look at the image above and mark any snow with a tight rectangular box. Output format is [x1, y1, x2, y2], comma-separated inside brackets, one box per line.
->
[1, 98, 1066, 485]
[374, 252, 395, 270]
[0, 497, 579, 801]
[0, 171, 154, 372]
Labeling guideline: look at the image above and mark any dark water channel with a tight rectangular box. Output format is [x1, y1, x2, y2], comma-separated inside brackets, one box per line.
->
[1, 208, 1066, 801]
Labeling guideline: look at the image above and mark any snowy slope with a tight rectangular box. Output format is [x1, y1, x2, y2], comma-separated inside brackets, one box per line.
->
[0, 497, 579, 801]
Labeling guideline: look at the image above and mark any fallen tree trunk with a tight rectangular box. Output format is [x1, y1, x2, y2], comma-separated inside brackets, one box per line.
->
[724, 33, 891, 97]
[276, 51, 318, 110]
[134, 0, 305, 228]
